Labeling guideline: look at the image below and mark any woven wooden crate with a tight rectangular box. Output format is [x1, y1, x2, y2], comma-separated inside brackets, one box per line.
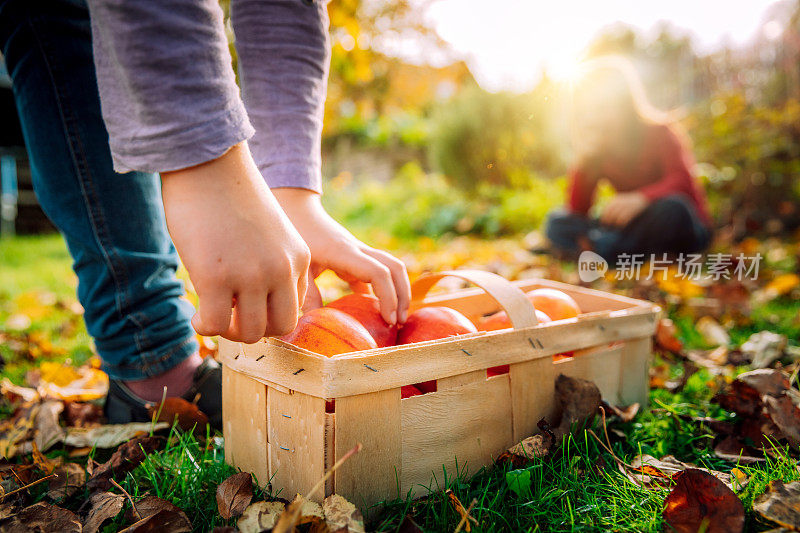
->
[220, 270, 660, 508]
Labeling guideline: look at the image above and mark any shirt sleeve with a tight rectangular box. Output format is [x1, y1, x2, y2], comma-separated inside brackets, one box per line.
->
[638, 126, 695, 202]
[232, 0, 331, 193]
[567, 167, 597, 216]
[87, 0, 254, 173]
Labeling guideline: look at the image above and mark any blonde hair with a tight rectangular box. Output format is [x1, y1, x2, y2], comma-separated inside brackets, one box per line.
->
[568, 56, 679, 161]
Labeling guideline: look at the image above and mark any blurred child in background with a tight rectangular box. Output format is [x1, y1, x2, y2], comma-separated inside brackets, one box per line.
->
[546, 57, 712, 263]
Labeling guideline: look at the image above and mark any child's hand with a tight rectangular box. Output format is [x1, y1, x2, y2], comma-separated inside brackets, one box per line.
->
[600, 192, 649, 228]
[161, 143, 311, 343]
[272, 188, 411, 325]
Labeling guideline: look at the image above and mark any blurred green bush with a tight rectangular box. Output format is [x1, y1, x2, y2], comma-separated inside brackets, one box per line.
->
[322, 162, 566, 243]
[428, 85, 565, 192]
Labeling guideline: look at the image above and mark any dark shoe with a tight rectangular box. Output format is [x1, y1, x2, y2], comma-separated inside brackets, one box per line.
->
[104, 357, 222, 430]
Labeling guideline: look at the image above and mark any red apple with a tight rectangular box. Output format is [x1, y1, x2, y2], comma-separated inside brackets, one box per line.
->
[280, 307, 377, 356]
[397, 306, 478, 345]
[326, 293, 398, 347]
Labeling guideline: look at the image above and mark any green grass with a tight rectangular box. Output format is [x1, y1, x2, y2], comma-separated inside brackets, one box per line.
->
[0, 234, 92, 383]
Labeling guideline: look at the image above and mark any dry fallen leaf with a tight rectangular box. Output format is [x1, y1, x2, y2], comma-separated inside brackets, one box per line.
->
[754, 480, 800, 530]
[119, 508, 191, 533]
[0, 402, 39, 458]
[743, 331, 788, 369]
[554, 374, 601, 438]
[237, 501, 285, 533]
[34, 400, 66, 452]
[695, 316, 731, 347]
[764, 395, 800, 447]
[122, 495, 187, 524]
[46, 462, 85, 500]
[323, 494, 365, 533]
[149, 397, 209, 433]
[600, 401, 640, 422]
[396, 514, 424, 533]
[713, 436, 766, 465]
[662, 468, 744, 533]
[36, 362, 108, 402]
[0, 501, 82, 532]
[87, 436, 163, 491]
[82, 491, 126, 533]
[63, 401, 103, 428]
[216, 472, 253, 520]
[655, 318, 684, 355]
[64, 422, 168, 449]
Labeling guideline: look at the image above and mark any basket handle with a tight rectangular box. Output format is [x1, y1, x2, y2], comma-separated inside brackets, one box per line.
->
[410, 270, 540, 329]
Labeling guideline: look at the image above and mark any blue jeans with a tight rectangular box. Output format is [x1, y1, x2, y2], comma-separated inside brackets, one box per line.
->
[545, 194, 712, 264]
[1, 0, 197, 380]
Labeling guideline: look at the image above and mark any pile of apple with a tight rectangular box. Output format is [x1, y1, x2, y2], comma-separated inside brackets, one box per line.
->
[280, 287, 581, 397]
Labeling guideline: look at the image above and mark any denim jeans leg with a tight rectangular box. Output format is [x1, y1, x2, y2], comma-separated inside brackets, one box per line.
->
[613, 194, 712, 257]
[1, 0, 198, 379]
[545, 208, 624, 261]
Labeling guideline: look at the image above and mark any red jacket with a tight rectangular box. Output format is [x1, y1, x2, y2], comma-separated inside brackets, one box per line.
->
[568, 123, 712, 228]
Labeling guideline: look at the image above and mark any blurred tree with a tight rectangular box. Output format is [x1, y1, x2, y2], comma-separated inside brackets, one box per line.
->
[429, 79, 564, 192]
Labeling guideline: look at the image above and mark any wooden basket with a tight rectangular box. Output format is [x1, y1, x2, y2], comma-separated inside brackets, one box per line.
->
[220, 270, 660, 508]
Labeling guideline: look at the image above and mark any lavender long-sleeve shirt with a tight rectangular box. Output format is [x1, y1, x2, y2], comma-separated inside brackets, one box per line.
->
[86, 0, 329, 192]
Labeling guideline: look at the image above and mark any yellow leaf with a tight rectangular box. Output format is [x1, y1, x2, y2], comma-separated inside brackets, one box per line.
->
[764, 273, 800, 298]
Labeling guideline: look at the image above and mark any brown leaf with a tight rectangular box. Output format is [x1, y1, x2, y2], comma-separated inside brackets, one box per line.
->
[210, 527, 236, 533]
[323, 494, 365, 533]
[754, 480, 800, 530]
[63, 402, 103, 428]
[215, 472, 253, 520]
[655, 318, 684, 355]
[82, 491, 125, 533]
[123, 495, 186, 523]
[87, 436, 163, 491]
[625, 456, 735, 491]
[396, 514, 424, 533]
[119, 509, 191, 533]
[662, 468, 744, 533]
[272, 494, 306, 533]
[554, 374, 601, 438]
[149, 397, 209, 432]
[738, 369, 791, 397]
[713, 436, 766, 464]
[600, 401, 640, 422]
[0, 502, 81, 533]
[237, 501, 285, 533]
[764, 394, 800, 446]
[46, 462, 86, 500]
[34, 400, 65, 453]
[0, 402, 39, 458]
[65, 422, 168, 449]
[500, 434, 551, 466]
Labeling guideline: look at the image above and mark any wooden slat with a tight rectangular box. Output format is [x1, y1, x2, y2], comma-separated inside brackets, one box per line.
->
[322, 310, 656, 398]
[619, 337, 652, 407]
[223, 309, 657, 398]
[509, 356, 556, 443]
[554, 344, 624, 404]
[400, 372, 513, 499]
[267, 389, 326, 499]
[222, 366, 269, 485]
[334, 389, 402, 506]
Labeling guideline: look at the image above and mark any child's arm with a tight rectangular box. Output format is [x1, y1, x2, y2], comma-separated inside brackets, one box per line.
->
[232, 0, 410, 323]
[87, 1, 309, 341]
[567, 168, 598, 216]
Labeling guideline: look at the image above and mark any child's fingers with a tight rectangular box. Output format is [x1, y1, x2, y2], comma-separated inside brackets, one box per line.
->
[192, 289, 233, 337]
[362, 247, 410, 323]
[225, 290, 268, 344]
[347, 252, 398, 325]
[301, 279, 323, 313]
[265, 286, 300, 337]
